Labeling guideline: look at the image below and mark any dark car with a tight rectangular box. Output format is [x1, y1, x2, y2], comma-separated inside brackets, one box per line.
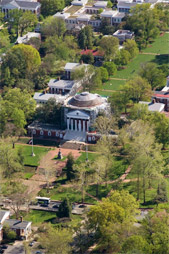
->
[1, 245, 8, 250]
[0, 249, 4, 254]
[78, 204, 87, 208]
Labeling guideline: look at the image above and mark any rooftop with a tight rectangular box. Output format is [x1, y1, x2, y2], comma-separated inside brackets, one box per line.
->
[80, 49, 104, 56]
[5, 219, 31, 229]
[68, 92, 105, 108]
[48, 79, 74, 89]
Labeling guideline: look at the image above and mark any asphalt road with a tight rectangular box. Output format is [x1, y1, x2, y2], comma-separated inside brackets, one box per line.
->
[4, 242, 25, 254]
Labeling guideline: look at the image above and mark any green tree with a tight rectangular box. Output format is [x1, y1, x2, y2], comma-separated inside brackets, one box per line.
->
[99, 36, 119, 60]
[39, 224, 72, 254]
[3, 225, 17, 240]
[80, 53, 94, 64]
[100, 67, 109, 82]
[78, 26, 94, 49]
[41, 0, 65, 17]
[57, 198, 71, 218]
[117, 49, 131, 65]
[103, 62, 117, 76]
[1, 44, 41, 87]
[42, 17, 66, 37]
[119, 120, 163, 203]
[123, 39, 139, 59]
[125, 4, 159, 48]
[66, 152, 75, 180]
[19, 11, 38, 36]
[154, 179, 168, 204]
[122, 235, 151, 254]
[123, 76, 152, 103]
[0, 30, 10, 49]
[138, 62, 166, 89]
[129, 103, 150, 121]
[150, 112, 169, 149]
[7, 9, 23, 37]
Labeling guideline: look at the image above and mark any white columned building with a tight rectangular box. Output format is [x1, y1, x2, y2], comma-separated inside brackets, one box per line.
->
[66, 110, 90, 132]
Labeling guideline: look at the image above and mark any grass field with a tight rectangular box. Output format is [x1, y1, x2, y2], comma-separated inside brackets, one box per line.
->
[142, 33, 169, 54]
[18, 137, 60, 147]
[24, 210, 56, 224]
[15, 144, 50, 167]
[102, 79, 126, 91]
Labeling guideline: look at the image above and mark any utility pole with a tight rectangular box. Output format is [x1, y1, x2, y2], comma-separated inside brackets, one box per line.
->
[31, 130, 35, 157]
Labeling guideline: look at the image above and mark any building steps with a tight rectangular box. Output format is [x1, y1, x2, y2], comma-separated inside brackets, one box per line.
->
[63, 130, 86, 142]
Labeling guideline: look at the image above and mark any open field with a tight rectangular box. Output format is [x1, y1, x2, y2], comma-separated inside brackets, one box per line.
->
[142, 33, 169, 54]
[15, 144, 50, 167]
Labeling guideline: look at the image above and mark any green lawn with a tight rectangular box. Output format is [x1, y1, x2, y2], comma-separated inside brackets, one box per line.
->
[92, 90, 114, 97]
[75, 152, 99, 164]
[113, 54, 157, 80]
[142, 33, 169, 54]
[102, 79, 126, 91]
[24, 210, 56, 224]
[15, 144, 50, 166]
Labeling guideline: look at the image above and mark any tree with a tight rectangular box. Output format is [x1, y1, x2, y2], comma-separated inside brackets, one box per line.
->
[119, 120, 163, 203]
[122, 235, 151, 254]
[99, 36, 119, 60]
[40, 0, 65, 17]
[19, 11, 38, 36]
[3, 225, 17, 240]
[35, 98, 61, 126]
[2, 181, 30, 218]
[39, 224, 72, 254]
[66, 153, 75, 181]
[123, 39, 139, 59]
[80, 53, 94, 64]
[0, 139, 23, 179]
[123, 76, 152, 103]
[93, 115, 114, 135]
[150, 112, 169, 149]
[129, 103, 150, 121]
[0, 30, 10, 50]
[57, 198, 71, 218]
[109, 90, 130, 114]
[125, 4, 159, 48]
[1, 44, 41, 87]
[7, 9, 23, 37]
[154, 179, 168, 204]
[103, 62, 117, 76]
[100, 67, 109, 82]
[114, 49, 130, 66]
[41, 17, 66, 37]
[142, 211, 169, 254]
[87, 190, 138, 236]
[78, 26, 94, 49]
[138, 62, 166, 89]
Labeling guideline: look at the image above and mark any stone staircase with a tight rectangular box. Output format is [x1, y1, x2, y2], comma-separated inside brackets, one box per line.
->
[63, 130, 86, 142]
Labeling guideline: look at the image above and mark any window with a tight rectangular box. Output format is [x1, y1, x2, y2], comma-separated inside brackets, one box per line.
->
[33, 130, 36, 135]
[40, 130, 44, 136]
[48, 131, 51, 136]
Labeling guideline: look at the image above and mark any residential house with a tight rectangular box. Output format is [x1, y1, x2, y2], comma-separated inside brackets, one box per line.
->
[0, 210, 10, 241]
[113, 30, 134, 43]
[5, 218, 32, 240]
[15, 32, 41, 44]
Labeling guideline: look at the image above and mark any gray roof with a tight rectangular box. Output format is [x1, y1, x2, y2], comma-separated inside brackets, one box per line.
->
[148, 103, 165, 112]
[5, 219, 31, 229]
[28, 121, 62, 131]
[0, 0, 40, 9]
[68, 92, 105, 108]
[48, 79, 74, 89]
[33, 92, 69, 103]
[0, 210, 10, 223]
[118, 1, 137, 7]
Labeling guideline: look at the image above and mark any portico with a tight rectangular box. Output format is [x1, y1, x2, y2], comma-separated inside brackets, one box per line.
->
[66, 110, 90, 132]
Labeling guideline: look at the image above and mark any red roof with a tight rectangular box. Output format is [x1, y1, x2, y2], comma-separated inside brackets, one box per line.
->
[154, 94, 169, 99]
[80, 49, 104, 57]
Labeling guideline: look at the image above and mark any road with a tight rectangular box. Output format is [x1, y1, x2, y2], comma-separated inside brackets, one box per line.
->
[4, 242, 25, 254]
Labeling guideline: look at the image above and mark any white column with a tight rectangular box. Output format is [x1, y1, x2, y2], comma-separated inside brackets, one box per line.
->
[83, 120, 86, 132]
[71, 119, 73, 131]
[78, 120, 81, 132]
[75, 120, 77, 131]
[87, 121, 89, 131]
[67, 118, 70, 130]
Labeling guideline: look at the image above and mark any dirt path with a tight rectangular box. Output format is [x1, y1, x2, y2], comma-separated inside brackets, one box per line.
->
[22, 148, 81, 197]
[109, 77, 127, 80]
[139, 52, 160, 55]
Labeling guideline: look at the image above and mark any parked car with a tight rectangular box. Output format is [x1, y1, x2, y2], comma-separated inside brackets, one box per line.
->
[29, 241, 35, 247]
[0, 249, 4, 254]
[36, 251, 43, 254]
[1, 245, 8, 250]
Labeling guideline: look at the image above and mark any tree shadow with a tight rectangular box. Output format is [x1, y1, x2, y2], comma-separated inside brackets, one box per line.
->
[151, 54, 169, 65]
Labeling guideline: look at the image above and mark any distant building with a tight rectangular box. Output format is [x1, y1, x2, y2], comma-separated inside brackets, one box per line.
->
[139, 101, 165, 112]
[152, 77, 169, 111]
[5, 218, 32, 240]
[113, 30, 134, 43]
[0, 0, 41, 17]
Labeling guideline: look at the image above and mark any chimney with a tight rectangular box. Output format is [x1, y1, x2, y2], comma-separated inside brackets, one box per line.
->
[20, 216, 23, 222]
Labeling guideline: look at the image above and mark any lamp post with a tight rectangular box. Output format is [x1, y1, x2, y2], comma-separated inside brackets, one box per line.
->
[86, 137, 88, 162]
[31, 130, 35, 157]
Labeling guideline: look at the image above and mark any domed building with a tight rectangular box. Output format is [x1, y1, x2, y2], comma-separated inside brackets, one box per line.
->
[63, 92, 109, 136]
